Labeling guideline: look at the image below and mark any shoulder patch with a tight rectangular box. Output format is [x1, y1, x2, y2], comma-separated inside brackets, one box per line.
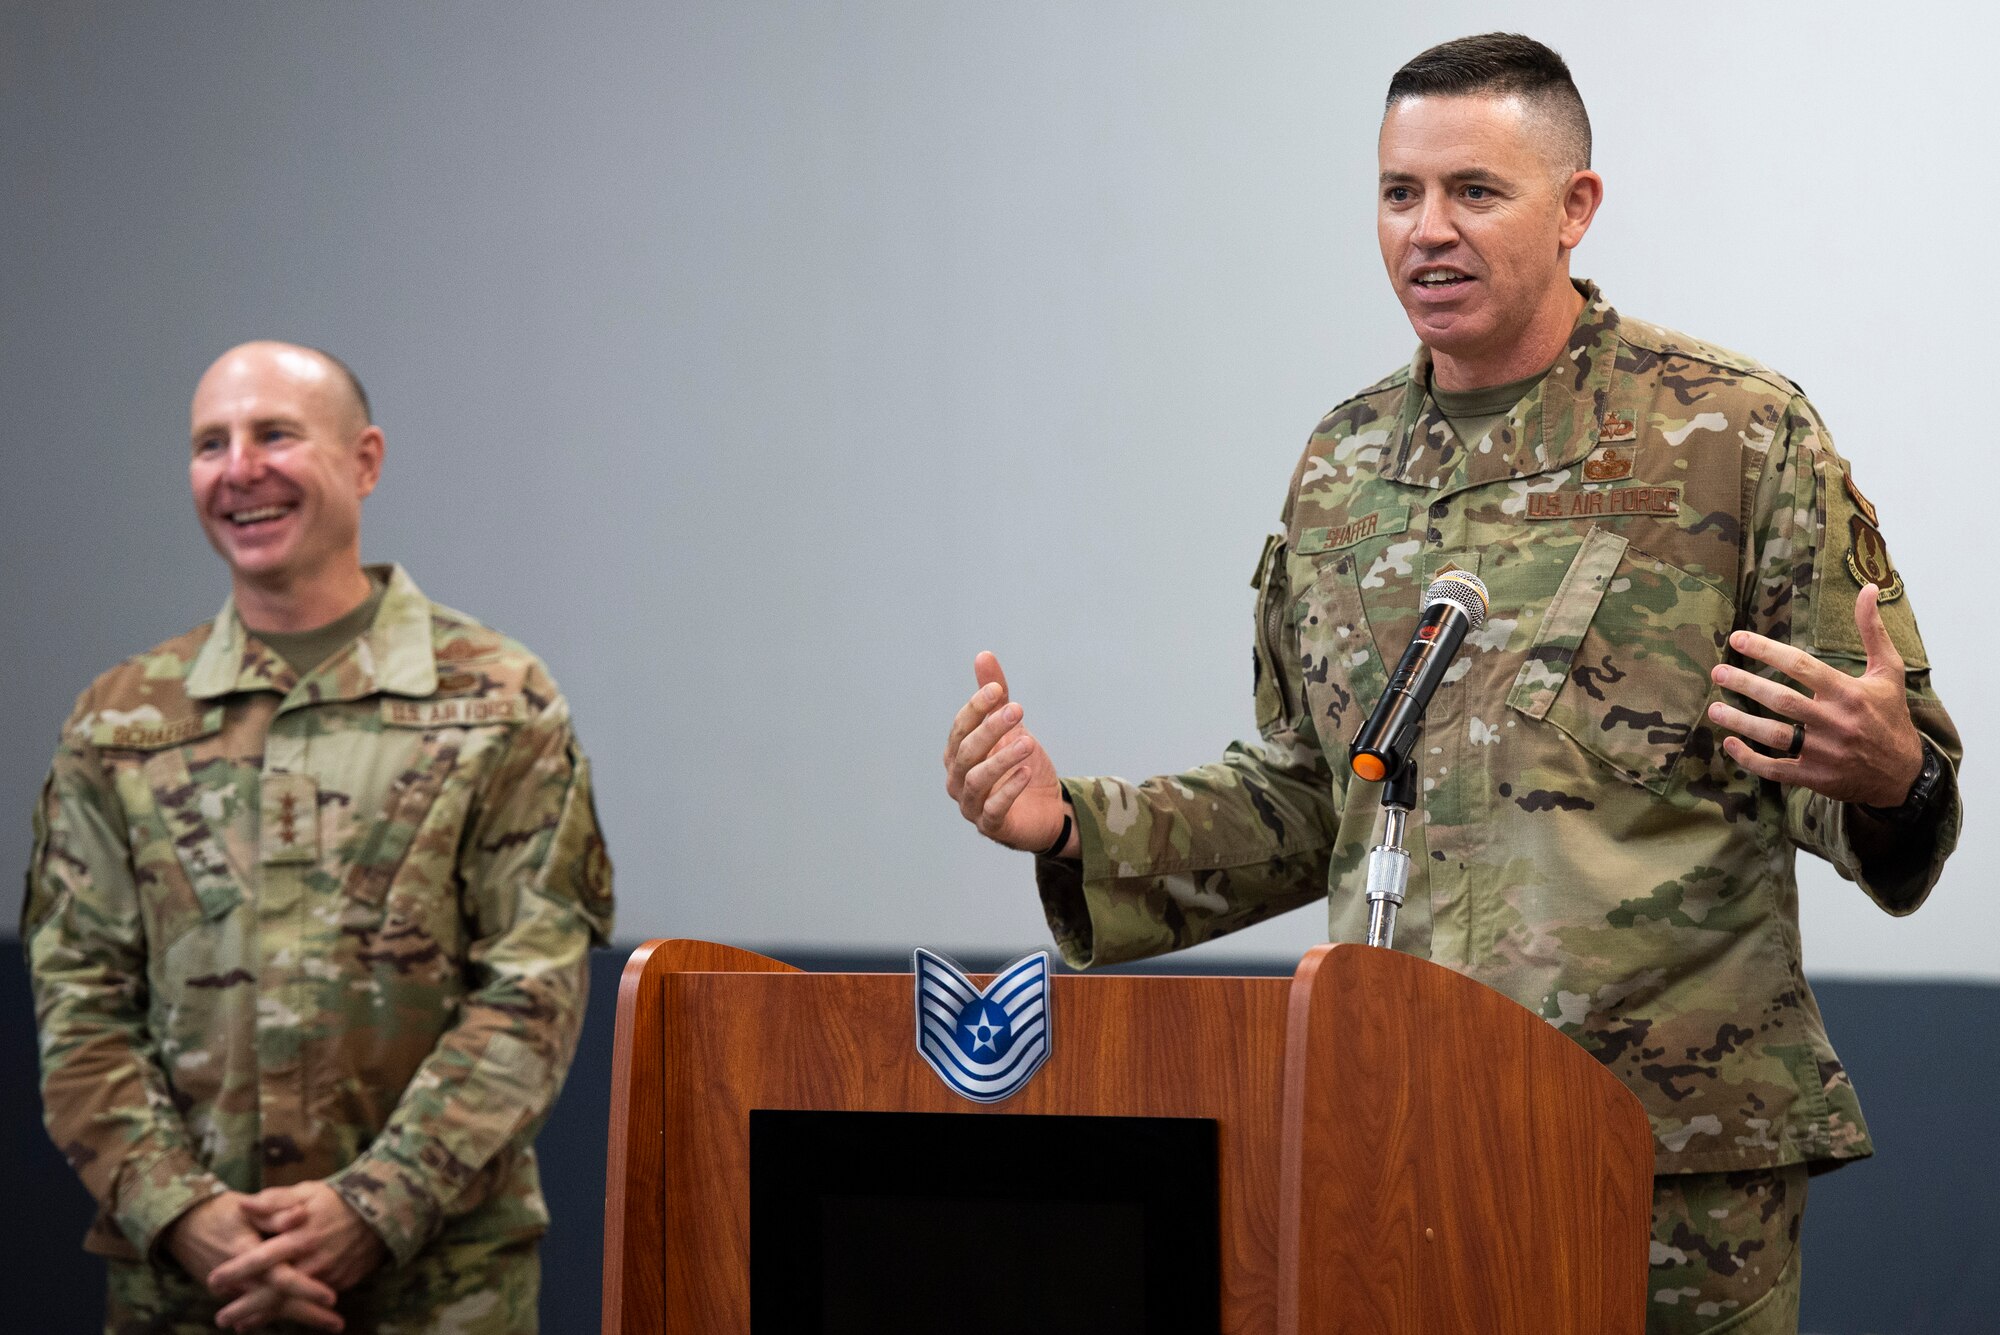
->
[1844, 516, 1903, 603]
[381, 696, 530, 728]
[1811, 460, 1925, 665]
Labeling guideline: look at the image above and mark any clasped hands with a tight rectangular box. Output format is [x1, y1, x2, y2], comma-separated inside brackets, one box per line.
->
[165, 1181, 386, 1332]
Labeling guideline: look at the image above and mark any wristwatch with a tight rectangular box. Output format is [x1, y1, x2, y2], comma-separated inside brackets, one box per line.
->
[1858, 738, 1946, 825]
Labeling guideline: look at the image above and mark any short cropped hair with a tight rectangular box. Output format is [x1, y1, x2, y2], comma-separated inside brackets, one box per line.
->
[1386, 33, 1591, 174]
[307, 345, 373, 425]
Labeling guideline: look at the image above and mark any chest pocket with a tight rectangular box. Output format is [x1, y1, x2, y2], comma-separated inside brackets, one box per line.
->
[1289, 511, 1416, 748]
[98, 712, 245, 950]
[341, 729, 466, 909]
[1505, 525, 1732, 794]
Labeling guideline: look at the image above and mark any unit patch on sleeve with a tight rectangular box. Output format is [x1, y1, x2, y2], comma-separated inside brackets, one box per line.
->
[1845, 516, 1904, 603]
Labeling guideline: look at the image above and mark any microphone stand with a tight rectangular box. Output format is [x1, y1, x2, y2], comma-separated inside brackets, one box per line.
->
[1363, 734, 1420, 949]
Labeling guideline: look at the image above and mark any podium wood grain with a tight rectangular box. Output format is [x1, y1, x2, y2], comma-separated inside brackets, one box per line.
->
[603, 942, 1289, 1333]
[1277, 944, 1652, 1334]
[602, 940, 800, 1335]
[602, 940, 1651, 1334]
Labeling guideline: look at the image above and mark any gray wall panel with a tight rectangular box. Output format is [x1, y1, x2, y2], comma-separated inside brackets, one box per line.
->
[4, 4, 1992, 978]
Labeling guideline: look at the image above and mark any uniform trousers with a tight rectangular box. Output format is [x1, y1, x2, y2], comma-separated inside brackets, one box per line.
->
[1649, 1165, 1807, 1335]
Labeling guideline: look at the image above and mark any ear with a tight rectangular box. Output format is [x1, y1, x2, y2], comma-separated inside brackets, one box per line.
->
[353, 426, 386, 500]
[1557, 169, 1604, 252]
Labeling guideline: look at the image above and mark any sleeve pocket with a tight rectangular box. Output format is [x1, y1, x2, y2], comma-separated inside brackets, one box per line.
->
[1507, 525, 1732, 795]
[1251, 533, 1292, 733]
[1808, 456, 1929, 668]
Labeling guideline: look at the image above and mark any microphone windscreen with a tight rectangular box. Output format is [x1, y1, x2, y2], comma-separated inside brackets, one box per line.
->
[1423, 570, 1490, 631]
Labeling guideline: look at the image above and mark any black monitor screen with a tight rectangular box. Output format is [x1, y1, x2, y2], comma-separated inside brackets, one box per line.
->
[750, 1109, 1219, 1335]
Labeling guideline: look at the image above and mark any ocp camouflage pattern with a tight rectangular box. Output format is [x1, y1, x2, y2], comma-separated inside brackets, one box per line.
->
[1646, 1166, 1805, 1334]
[103, 1224, 541, 1334]
[1036, 283, 1961, 1174]
[23, 564, 613, 1317]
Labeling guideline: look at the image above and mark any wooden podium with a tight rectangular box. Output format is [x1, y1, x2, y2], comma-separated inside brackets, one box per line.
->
[601, 940, 1652, 1333]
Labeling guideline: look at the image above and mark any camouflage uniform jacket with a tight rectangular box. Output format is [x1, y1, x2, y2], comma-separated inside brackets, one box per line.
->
[23, 564, 614, 1266]
[1037, 284, 1961, 1174]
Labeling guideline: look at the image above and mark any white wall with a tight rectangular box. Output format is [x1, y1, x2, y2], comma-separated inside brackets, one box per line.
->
[3, 1, 1992, 977]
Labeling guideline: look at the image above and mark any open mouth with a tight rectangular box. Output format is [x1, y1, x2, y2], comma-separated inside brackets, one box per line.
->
[225, 503, 296, 528]
[1412, 269, 1474, 291]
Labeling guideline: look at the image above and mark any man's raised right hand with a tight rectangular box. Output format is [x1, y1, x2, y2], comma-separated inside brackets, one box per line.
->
[943, 652, 1076, 858]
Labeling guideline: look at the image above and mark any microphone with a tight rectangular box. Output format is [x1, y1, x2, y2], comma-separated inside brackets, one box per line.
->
[1348, 570, 1490, 784]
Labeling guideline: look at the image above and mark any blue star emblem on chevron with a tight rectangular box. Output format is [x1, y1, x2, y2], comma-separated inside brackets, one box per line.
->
[913, 949, 1052, 1103]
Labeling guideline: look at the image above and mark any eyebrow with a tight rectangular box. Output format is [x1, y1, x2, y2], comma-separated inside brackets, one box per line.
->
[1379, 168, 1514, 188]
[191, 414, 308, 440]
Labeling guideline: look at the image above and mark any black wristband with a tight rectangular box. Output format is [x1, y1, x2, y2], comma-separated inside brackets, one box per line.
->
[1858, 738, 1945, 825]
[1039, 812, 1074, 859]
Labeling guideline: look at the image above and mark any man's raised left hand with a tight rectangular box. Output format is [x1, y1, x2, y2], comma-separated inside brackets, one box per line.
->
[1705, 583, 1924, 808]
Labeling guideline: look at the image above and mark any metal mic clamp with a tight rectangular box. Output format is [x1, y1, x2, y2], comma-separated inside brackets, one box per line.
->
[1363, 742, 1421, 949]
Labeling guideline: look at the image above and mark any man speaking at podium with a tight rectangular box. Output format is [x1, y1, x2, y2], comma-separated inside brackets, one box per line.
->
[943, 34, 1960, 1335]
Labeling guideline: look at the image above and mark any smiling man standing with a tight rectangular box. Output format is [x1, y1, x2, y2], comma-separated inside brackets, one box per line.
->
[944, 34, 1960, 1334]
[24, 342, 613, 1333]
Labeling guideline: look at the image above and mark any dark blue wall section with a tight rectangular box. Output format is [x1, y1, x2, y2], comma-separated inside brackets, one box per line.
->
[6, 944, 1994, 1334]
[1801, 981, 2000, 1333]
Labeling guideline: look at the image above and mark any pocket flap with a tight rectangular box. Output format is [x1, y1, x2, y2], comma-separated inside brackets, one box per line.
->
[140, 749, 245, 922]
[1507, 526, 1628, 720]
[342, 736, 463, 906]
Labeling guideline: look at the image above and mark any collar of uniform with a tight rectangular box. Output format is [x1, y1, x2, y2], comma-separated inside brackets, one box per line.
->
[186, 600, 294, 700]
[1380, 279, 1621, 498]
[185, 564, 438, 703]
[290, 563, 438, 705]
